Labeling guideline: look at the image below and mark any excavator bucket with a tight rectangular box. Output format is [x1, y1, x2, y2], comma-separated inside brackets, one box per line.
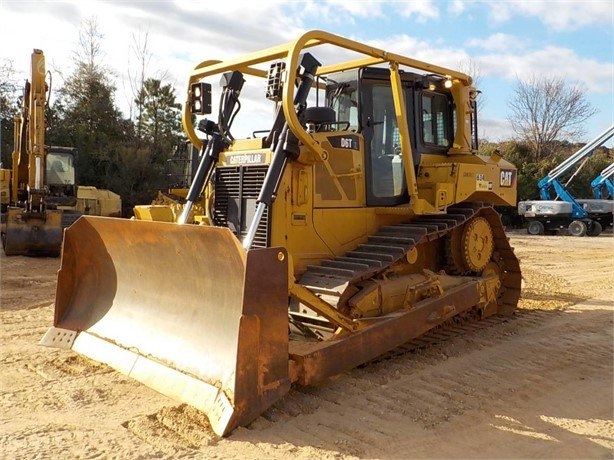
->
[41, 216, 291, 436]
[3, 208, 63, 256]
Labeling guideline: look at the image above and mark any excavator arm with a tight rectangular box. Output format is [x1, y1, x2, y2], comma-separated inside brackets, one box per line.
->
[3, 50, 65, 256]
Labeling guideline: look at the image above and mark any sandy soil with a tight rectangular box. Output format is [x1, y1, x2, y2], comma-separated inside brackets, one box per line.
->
[1, 232, 613, 459]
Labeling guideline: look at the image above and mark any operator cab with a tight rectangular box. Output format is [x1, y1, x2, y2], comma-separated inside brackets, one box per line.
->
[326, 67, 458, 206]
[45, 147, 77, 207]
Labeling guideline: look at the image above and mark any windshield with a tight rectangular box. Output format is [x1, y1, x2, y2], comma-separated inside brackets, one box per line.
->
[329, 83, 359, 131]
[46, 152, 75, 186]
[421, 92, 453, 147]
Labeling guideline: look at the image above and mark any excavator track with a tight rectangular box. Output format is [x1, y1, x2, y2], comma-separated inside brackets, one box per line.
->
[296, 202, 521, 332]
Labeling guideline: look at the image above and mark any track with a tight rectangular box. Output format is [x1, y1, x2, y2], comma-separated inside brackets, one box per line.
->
[366, 310, 515, 364]
[295, 202, 521, 330]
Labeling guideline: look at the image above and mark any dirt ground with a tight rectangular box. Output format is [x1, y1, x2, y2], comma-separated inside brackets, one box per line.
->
[1, 231, 613, 459]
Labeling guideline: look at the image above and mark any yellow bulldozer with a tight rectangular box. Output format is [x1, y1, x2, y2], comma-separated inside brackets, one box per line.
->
[133, 141, 207, 223]
[1, 49, 121, 256]
[41, 31, 521, 436]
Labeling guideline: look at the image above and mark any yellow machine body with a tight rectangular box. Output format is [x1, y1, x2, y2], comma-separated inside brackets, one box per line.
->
[0, 168, 9, 208]
[73, 186, 122, 218]
[2, 50, 122, 256]
[42, 31, 521, 436]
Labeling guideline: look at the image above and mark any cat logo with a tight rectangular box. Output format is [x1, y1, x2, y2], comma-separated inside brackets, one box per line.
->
[228, 153, 265, 165]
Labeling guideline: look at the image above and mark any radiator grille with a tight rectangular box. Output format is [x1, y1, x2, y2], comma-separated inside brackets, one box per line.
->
[213, 165, 270, 248]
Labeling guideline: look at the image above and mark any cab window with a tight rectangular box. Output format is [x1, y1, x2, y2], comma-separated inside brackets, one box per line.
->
[46, 152, 75, 186]
[369, 85, 405, 199]
[330, 84, 359, 131]
[422, 93, 453, 147]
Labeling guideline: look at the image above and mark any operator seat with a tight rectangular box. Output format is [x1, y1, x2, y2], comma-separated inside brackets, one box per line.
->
[303, 107, 336, 132]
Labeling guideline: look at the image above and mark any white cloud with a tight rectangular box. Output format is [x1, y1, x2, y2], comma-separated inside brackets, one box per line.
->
[479, 46, 613, 93]
[483, 0, 612, 30]
[320, 0, 385, 18]
[478, 117, 513, 142]
[447, 0, 468, 15]
[465, 33, 526, 52]
[285, 0, 386, 26]
[295, 0, 439, 23]
[363, 34, 472, 72]
[395, 0, 440, 22]
[446, 0, 611, 30]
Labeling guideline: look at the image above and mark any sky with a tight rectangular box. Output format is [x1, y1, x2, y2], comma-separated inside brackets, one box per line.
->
[1, 0, 613, 145]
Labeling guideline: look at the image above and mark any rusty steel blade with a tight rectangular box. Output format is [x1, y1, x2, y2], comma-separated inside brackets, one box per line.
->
[45, 216, 290, 435]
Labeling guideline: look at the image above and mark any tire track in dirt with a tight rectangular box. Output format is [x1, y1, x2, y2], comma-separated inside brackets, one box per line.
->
[237, 305, 612, 457]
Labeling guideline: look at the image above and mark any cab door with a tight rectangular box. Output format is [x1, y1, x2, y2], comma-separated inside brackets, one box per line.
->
[360, 77, 409, 207]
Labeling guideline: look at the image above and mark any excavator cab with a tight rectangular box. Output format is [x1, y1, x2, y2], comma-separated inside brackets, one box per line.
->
[42, 31, 520, 436]
[45, 147, 78, 208]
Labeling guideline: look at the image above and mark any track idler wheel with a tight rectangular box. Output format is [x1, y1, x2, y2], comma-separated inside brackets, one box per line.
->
[448, 216, 494, 274]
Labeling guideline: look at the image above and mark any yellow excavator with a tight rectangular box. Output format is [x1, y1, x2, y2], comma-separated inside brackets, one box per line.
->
[42, 31, 521, 436]
[2, 49, 121, 256]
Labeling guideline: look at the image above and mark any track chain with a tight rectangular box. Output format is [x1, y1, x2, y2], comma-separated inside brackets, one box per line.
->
[297, 202, 521, 320]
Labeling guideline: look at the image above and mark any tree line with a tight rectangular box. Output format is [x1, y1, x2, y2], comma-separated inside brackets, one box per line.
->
[0, 19, 183, 216]
[0, 19, 611, 217]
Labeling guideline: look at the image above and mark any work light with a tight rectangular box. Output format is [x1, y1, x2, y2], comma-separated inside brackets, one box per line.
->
[190, 82, 211, 115]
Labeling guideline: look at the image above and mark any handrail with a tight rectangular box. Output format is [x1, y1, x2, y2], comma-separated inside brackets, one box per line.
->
[182, 30, 474, 153]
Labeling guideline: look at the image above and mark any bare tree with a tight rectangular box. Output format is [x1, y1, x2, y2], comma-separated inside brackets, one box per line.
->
[458, 58, 486, 113]
[125, 29, 171, 139]
[507, 75, 597, 162]
[126, 29, 152, 134]
[73, 16, 105, 75]
[0, 58, 19, 166]
[0, 58, 19, 116]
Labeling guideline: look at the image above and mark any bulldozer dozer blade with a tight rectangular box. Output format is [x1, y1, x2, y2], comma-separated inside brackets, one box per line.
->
[41, 216, 290, 436]
[3, 208, 63, 256]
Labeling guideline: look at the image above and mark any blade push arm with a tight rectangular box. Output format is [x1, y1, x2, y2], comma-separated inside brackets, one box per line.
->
[242, 53, 321, 250]
[178, 72, 245, 224]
